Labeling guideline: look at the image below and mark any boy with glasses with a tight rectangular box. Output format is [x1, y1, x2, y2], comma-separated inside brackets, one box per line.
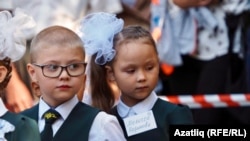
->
[21, 25, 126, 141]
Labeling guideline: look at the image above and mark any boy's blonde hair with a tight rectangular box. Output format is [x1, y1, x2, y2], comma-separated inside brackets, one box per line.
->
[30, 26, 85, 63]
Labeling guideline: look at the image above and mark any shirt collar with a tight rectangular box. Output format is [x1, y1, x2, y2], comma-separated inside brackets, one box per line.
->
[39, 95, 79, 120]
[117, 91, 158, 118]
[0, 98, 8, 117]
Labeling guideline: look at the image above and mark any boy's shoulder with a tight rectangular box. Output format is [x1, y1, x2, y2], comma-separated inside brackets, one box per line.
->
[3, 111, 38, 130]
[20, 102, 101, 119]
[20, 104, 39, 121]
[2, 111, 41, 141]
[75, 102, 100, 114]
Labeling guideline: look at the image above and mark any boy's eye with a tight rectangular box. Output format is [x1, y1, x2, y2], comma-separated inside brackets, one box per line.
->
[44, 64, 59, 71]
[68, 63, 80, 70]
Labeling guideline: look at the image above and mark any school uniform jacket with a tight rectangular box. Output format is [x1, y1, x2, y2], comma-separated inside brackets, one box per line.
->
[111, 98, 194, 141]
[1, 111, 40, 141]
[21, 102, 100, 141]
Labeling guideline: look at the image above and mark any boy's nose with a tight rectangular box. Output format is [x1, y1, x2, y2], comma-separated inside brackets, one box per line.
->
[59, 68, 70, 78]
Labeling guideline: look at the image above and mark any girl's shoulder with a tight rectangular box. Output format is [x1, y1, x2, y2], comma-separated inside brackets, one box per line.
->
[153, 98, 194, 124]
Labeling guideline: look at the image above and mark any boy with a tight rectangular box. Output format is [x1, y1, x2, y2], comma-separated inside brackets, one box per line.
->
[21, 26, 126, 141]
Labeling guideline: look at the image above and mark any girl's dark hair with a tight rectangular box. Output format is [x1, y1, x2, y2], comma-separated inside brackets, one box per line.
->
[0, 57, 12, 96]
[90, 54, 115, 113]
[89, 25, 157, 113]
[112, 25, 157, 56]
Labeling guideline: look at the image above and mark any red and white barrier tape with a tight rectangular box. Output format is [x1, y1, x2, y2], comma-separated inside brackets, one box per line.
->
[159, 93, 250, 108]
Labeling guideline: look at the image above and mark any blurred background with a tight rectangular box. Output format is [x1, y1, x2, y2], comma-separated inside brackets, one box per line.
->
[2, 0, 250, 125]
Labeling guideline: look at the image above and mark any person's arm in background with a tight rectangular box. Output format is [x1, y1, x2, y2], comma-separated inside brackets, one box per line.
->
[5, 63, 34, 113]
[121, 0, 151, 24]
[172, 0, 216, 9]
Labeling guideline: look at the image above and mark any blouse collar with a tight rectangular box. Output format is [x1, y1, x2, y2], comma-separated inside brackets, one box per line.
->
[117, 91, 158, 118]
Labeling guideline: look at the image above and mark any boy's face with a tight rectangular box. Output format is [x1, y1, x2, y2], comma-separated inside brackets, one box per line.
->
[27, 45, 86, 107]
[110, 40, 159, 107]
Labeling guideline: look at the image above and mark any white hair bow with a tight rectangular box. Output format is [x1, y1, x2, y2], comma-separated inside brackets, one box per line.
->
[0, 8, 36, 62]
[79, 12, 124, 65]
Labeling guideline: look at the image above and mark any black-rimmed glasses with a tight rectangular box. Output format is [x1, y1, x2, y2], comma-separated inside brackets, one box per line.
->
[32, 63, 87, 78]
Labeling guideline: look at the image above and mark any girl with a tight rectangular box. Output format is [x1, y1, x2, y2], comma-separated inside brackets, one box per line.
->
[80, 12, 194, 140]
[0, 9, 40, 141]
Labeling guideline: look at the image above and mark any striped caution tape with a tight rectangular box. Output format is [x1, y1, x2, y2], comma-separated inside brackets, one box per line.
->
[158, 93, 250, 108]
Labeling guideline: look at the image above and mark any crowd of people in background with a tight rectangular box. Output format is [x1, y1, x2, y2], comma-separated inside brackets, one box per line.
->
[151, 0, 250, 125]
[2, 0, 250, 127]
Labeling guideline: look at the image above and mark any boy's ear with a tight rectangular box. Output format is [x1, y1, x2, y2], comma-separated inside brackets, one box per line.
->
[27, 63, 38, 82]
[105, 65, 115, 81]
[0, 66, 8, 83]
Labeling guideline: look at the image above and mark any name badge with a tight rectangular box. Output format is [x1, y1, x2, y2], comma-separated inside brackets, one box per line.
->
[123, 110, 157, 137]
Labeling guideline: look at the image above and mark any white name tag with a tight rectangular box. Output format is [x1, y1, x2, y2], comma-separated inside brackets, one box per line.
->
[123, 110, 157, 137]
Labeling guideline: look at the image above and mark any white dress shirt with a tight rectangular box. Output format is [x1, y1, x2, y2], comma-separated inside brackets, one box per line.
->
[38, 95, 126, 141]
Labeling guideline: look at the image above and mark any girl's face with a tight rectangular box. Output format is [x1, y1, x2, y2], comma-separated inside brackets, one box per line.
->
[27, 45, 86, 107]
[111, 39, 159, 107]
